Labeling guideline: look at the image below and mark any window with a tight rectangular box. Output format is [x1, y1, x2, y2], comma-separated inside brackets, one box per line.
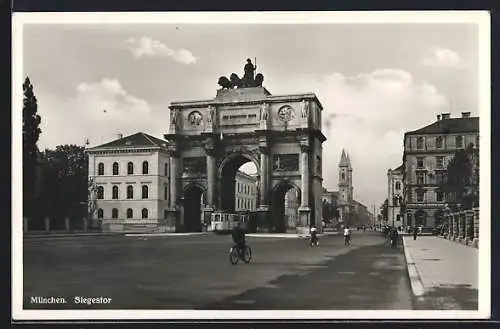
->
[164, 185, 168, 200]
[127, 208, 133, 219]
[416, 172, 425, 185]
[112, 162, 119, 175]
[98, 163, 104, 175]
[416, 190, 424, 202]
[416, 157, 424, 168]
[436, 156, 444, 169]
[112, 186, 119, 199]
[127, 162, 134, 175]
[142, 208, 148, 219]
[97, 186, 104, 199]
[395, 181, 401, 190]
[97, 208, 104, 219]
[436, 171, 447, 185]
[112, 208, 118, 219]
[164, 163, 168, 176]
[436, 191, 444, 202]
[142, 185, 149, 199]
[341, 172, 345, 180]
[455, 136, 463, 148]
[436, 136, 443, 149]
[417, 137, 424, 149]
[127, 185, 133, 199]
[142, 161, 149, 174]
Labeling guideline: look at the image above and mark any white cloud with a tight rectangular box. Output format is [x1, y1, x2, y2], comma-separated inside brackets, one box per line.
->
[123, 37, 198, 64]
[276, 69, 449, 206]
[37, 78, 167, 150]
[421, 47, 461, 67]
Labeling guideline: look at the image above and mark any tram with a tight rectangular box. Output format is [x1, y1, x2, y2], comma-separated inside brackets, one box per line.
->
[211, 211, 250, 234]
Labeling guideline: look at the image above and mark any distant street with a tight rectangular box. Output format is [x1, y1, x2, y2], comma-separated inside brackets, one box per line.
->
[23, 232, 414, 310]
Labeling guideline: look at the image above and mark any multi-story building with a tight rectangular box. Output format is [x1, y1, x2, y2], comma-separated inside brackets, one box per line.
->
[85, 132, 171, 232]
[402, 112, 479, 228]
[387, 164, 404, 227]
[234, 171, 258, 211]
[284, 188, 300, 229]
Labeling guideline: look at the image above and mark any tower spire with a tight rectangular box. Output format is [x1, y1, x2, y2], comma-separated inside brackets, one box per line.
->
[339, 149, 349, 167]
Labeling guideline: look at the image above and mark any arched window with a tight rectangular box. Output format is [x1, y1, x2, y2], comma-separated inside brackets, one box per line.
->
[127, 162, 134, 175]
[142, 208, 148, 219]
[164, 185, 168, 200]
[127, 185, 134, 199]
[341, 172, 345, 180]
[417, 137, 424, 149]
[112, 162, 119, 175]
[455, 136, 463, 148]
[395, 181, 401, 190]
[142, 185, 149, 199]
[436, 136, 443, 149]
[98, 163, 104, 175]
[164, 163, 168, 176]
[127, 208, 133, 219]
[112, 208, 119, 219]
[97, 208, 104, 219]
[112, 186, 119, 199]
[142, 161, 149, 174]
[97, 186, 104, 199]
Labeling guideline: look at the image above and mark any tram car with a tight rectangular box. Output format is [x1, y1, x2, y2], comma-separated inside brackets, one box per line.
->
[211, 211, 250, 234]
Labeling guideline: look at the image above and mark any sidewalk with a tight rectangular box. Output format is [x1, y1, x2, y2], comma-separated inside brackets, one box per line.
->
[23, 231, 123, 239]
[402, 236, 478, 309]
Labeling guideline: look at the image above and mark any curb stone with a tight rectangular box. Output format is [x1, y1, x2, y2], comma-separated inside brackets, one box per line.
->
[402, 236, 426, 298]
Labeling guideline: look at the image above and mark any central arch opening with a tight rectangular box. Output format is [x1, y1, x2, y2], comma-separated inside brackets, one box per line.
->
[270, 181, 301, 233]
[184, 184, 205, 232]
[219, 154, 258, 213]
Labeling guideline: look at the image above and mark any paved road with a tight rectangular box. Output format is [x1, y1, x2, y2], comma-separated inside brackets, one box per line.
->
[23, 232, 413, 310]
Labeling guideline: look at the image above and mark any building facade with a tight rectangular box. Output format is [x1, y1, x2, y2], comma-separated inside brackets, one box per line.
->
[402, 112, 479, 228]
[85, 132, 171, 232]
[234, 171, 258, 211]
[284, 188, 300, 229]
[387, 164, 404, 227]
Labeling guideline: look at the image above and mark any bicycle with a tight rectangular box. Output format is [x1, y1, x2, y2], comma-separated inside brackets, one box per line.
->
[229, 244, 252, 265]
[344, 235, 351, 246]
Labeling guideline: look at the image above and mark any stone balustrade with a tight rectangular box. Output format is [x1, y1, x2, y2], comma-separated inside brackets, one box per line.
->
[441, 207, 479, 248]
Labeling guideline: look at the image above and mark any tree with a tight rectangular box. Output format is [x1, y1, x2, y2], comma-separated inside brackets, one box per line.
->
[440, 143, 478, 210]
[380, 198, 388, 222]
[40, 145, 88, 229]
[23, 77, 42, 219]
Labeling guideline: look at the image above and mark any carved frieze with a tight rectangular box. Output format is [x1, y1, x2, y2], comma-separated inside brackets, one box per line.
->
[187, 111, 203, 127]
[277, 105, 295, 123]
[272, 154, 299, 171]
[182, 157, 207, 174]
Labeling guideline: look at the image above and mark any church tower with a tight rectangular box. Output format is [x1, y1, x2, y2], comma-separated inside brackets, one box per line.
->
[338, 149, 353, 223]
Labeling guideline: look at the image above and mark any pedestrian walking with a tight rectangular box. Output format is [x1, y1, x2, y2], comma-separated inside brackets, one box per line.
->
[413, 225, 418, 240]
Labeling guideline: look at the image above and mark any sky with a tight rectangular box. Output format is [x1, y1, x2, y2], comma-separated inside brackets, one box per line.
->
[20, 16, 481, 208]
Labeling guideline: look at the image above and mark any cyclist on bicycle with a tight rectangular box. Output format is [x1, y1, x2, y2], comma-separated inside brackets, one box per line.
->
[344, 226, 351, 245]
[232, 221, 246, 253]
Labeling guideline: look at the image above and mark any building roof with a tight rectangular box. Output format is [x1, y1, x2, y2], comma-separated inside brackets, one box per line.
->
[405, 117, 479, 136]
[391, 164, 404, 173]
[339, 149, 350, 167]
[88, 132, 168, 150]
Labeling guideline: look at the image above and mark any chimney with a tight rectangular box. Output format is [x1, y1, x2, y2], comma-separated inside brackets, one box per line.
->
[117, 134, 123, 139]
[441, 113, 451, 120]
[461, 112, 471, 118]
[436, 114, 441, 121]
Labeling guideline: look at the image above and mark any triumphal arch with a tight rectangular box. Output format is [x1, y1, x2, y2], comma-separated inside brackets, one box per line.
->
[164, 60, 326, 233]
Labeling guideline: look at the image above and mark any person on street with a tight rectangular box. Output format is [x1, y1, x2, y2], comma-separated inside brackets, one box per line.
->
[413, 225, 418, 240]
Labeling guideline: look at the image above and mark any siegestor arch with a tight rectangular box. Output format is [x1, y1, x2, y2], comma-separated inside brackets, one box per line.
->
[183, 183, 207, 232]
[217, 151, 260, 179]
[269, 180, 302, 233]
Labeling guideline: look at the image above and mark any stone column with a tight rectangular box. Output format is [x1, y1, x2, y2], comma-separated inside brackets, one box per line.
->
[297, 140, 311, 235]
[473, 207, 479, 248]
[452, 213, 458, 240]
[205, 147, 216, 209]
[465, 210, 473, 245]
[45, 217, 50, 233]
[256, 142, 270, 231]
[167, 146, 180, 232]
[458, 211, 464, 243]
[65, 217, 70, 233]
